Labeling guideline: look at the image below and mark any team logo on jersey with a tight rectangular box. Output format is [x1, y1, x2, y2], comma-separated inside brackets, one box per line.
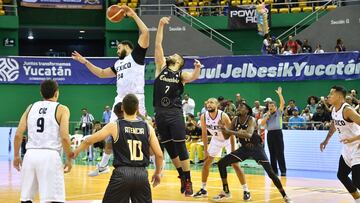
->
[161, 97, 171, 107]
[0, 58, 19, 82]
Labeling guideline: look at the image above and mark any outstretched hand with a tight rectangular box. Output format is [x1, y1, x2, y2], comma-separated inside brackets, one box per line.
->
[275, 86, 282, 95]
[194, 59, 202, 69]
[71, 51, 87, 64]
[159, 17, 170, 26]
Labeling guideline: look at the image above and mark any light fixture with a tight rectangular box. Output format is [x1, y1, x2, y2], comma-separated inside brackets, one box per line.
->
[79, 36, 83, 39]
[28, 32, 34, 40]
[80, 30, 85, 33]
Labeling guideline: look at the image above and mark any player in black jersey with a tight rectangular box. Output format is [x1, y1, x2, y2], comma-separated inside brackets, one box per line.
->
[73, 94, 164, 203]
[215, 103, 293, 203]
[153, 16, 202, 196]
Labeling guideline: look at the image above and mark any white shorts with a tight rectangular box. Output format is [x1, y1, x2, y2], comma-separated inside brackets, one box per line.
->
[208, 138, 237, 158]
[342, 143, 360, 167]
[110, 94, 146, 122]
[20, 149, 65, 202]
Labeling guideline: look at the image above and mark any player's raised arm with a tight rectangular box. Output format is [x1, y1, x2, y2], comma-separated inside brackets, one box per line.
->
[72, 51, 116, 78]
[181, 59, 202, 84]
[275, 87, 285, 112]
[155, 17, 170, 76]
[13, 105, 31, 171]
[73, 122, 117, 158]
[121, 5, 149, 49]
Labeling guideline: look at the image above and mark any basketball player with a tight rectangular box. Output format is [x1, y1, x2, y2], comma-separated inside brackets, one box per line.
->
[73, 94, 164, 203]
[216, 103, 293, 203]
[72, 5, 149, 176]
[320, 86, 360, 202]
[13, 80, 73, 203]
[192, 98, 251, 200]
[153, 16, 202, 196]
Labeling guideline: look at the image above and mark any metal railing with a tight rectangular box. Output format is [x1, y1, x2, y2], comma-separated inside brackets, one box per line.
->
[0, 4, 18, 16]
[276, 0, 334, 42]
[138, 4, 234, 51]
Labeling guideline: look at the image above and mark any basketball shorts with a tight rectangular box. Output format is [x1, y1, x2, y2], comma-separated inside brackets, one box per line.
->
[103, 166, 151, 203]
[208, 137, 237, 158]
[229, 144, 269, 163]
[342, 143, 360, 167]
[20, 149, 65, 202]
[110, 94, 146, 122]
[155, 108, 186, 143]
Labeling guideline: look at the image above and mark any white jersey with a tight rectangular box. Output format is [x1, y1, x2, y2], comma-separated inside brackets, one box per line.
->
[26, 101, 62, 152]
[113, 52, 145, 98]
[332, 103, 360, 166]
[205, 110, 225, 141]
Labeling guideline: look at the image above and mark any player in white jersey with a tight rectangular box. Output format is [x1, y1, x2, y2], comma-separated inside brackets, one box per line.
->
[193, 98, 251, 201]
[13, 80, 73, 203]
[71, 5, 149, 176]
[320, 86, 360, 203]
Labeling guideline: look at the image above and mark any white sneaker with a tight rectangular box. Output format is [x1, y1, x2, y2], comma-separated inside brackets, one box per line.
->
[88, 164, 110, 177]
[213, 191, 231, 202]
[283, 196, 294, 203]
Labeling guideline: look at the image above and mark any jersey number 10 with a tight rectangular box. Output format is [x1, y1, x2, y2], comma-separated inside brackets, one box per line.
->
[127, 140, 144, 161]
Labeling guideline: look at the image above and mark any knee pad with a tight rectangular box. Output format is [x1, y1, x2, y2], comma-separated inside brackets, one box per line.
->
[163, 141, 178, 159]
[175, 141, 189, 161]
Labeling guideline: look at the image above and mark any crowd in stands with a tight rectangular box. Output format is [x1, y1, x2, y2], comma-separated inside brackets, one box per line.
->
[262, 35, 347, 55]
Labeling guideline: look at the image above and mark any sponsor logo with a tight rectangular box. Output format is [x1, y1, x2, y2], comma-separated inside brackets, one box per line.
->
[0, 58, 19, 82]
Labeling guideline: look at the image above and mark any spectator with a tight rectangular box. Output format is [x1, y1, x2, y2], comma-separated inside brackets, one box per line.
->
[288, 109, 306, 130]
[306, 96, 319, 114]
[186, 113, 197, 126]
[263, 97, 272, 114]
[302, 39, 312, 53]
[102, 105, 111, 124]
[202, 2, 212, 16]
[262, 33, 271, 55]
[182, 93, 196, 116]
[318, 96, 331, 113]
[80, 108, 94, 136]
[295, 39, 303, 53]
[282, 46, 293, 55]
[260, 87, 287, 176]
[286, 99, 300, 117]
[224, 100, 237, 118]
[335, 38, 346, 52]
[350, 89, 359, 106]
[282, 35, 299, 54]
[218, 96, 227, 111]
[311, 106, 331, 130]
[346, 95, 356, 108]
[301, 107, 313, 129]
[314, 44, 324, 54]
[235, 93, 243, 108]
[185, 122, 203, 164]
[85, 121, 105, 162]
[252, 100, 264, 117]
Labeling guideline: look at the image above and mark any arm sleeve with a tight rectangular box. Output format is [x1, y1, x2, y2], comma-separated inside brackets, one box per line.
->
[131, 43, 147, 65]
[111, 66, 116, 75]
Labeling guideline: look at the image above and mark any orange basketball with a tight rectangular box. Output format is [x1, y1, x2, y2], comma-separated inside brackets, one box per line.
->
[107, 5, 126, 23]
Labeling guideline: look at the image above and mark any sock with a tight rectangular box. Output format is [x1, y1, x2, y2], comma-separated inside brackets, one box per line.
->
[176, 167, 184, 177]
[184, 171, 191, 181]
[88, 146, 93, 160]
[99, 153, 111, 168]
[223, 183, 230, 193]
[242, 184, 249, 192]
[201, 182, 207, 190]
[279, 189, 286, 198]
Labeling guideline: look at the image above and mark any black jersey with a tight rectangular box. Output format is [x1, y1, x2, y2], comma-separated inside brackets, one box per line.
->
[153, 66, 184, 109]
[233, 116, 262, 147]
[112, 119, 150, 168]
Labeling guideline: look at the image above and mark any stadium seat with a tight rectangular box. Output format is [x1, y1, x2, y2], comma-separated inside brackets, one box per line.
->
[264, 0, 273, 4]
[220, 0, 227, 6]
[315, 6, 325, 10]
[117, 2, 127, 6]
[231, 0, 240, 6]
[188, 1, 198, 6]
[291, 7, 301, 13]
[271, 8, 278, 13]
[128, 2, 137, 8]
[298, 0, 307, 7]
[302, 6, 312, 12]
[120, 0, 127, 3]
[326, 5, 337, 11]
[0, 10, 4, 16]
[188, 6, 197, 12]
[130, 0, 138, 3]
[190, 11, 200, 16]
[242, 0, 250, 5]
[279, 7, 289, 13]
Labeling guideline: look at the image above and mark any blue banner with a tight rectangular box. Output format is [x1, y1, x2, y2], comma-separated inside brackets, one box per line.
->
[20, 0, 102, 9]
[0, 52, 359, 85]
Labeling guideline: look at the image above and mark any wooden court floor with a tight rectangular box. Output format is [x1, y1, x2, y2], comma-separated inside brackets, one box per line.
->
[0, 161, 355, 203]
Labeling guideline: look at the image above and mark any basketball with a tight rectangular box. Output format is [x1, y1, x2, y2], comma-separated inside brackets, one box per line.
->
[106, 5, 126, 23]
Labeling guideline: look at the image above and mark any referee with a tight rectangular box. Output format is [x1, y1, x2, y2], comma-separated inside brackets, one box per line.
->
[261, 87, 287, 176]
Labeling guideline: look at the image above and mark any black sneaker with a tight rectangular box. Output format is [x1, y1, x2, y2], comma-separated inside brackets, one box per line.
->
[243, 191, 251, 201]
[178, 176, 186, 194]
[184, 180, 193, 197]
[193, 189, 207, 198]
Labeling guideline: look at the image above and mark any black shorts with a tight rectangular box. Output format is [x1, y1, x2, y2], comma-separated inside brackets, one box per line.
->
[230, 144, 269, 163]
[103, 166, 151, 203]
[155, 108, 186, 143]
